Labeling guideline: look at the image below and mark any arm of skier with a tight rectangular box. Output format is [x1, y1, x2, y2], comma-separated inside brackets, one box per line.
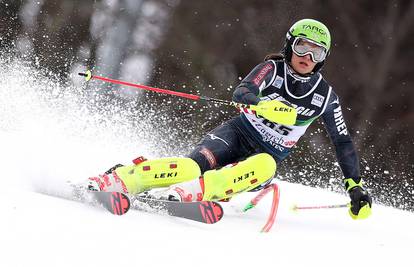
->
[321, 92, 372, 219]
[232, 61, 275, 105]
[233, 62, 297, 125]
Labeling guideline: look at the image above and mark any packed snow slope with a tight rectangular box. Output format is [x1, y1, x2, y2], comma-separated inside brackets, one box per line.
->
[0, 59, 413, 267]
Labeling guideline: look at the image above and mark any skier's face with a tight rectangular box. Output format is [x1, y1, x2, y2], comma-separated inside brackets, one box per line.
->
[290, 52, 317, 75]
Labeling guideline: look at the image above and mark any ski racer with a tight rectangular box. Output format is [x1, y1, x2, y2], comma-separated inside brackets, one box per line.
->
[87, 19, 372, 220]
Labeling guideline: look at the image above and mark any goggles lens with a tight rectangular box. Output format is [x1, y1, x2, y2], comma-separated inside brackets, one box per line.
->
[291, 37, 327, 63]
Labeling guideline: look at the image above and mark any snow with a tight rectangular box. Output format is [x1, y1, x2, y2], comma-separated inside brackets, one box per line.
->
[1, 59, 413, 267]
[2, 162, 414, 267]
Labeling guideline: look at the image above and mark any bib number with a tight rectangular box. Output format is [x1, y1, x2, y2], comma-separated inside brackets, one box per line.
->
[262, 119, 293, 136]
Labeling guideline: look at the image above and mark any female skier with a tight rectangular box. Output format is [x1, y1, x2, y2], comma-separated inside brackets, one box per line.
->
[88, 19, 372, 220]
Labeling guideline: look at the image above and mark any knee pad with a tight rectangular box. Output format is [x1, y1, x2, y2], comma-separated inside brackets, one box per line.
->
[202, 153, 276, 201]
[114, 157, 201, 194]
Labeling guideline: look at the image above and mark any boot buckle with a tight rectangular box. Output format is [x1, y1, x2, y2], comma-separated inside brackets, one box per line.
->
[132, 156, 147, 165]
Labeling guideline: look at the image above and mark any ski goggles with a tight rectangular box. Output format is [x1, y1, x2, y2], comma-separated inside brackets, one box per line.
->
[291, 37, 328, 63]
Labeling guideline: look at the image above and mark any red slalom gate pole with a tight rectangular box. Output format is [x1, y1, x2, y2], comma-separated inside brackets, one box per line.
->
[78, 70, 255, 111]
[243, 183, 280, 233]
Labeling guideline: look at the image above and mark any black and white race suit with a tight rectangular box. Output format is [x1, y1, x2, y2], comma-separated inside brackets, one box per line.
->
[189, 59, 359, 182]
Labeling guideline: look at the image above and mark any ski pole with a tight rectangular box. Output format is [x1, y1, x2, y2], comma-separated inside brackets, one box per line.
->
[291, 203, 349, 211]
[78, 70, 255, 111]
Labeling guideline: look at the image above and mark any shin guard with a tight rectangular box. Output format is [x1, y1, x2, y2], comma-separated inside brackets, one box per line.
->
[202, 153, 277, 201]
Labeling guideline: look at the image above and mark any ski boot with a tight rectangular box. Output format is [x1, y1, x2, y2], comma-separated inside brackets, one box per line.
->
[87, 163, 128, 193]
[88, 156, 202, 195]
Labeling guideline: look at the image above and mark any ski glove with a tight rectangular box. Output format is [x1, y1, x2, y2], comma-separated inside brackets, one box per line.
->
[344, 178, 372, 220]
[251, 100, 297, 125]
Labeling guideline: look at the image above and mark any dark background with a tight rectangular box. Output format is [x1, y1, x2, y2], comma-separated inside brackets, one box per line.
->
[1, 0, 413, 210]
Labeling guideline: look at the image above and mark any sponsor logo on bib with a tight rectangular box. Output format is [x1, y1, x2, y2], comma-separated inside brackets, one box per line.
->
[272, 75, 284, 88]
[311, 93, 325, 107]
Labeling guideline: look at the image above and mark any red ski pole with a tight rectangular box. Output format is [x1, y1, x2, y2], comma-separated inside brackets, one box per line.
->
[78, 70, 255, 111]
[291, 203, 349, 211]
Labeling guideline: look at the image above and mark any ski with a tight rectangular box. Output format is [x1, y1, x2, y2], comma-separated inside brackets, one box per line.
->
[77, 185, 223, 223]
[90, 191, 130, 215]
[37, 186, 131, 215]
[131, 196, 224, 224]
[43, 182, 223, 224]
[88, 192, 224, 224]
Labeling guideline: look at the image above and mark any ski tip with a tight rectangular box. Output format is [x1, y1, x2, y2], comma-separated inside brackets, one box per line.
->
[212, 202, 224, 222]
[110, 192, 131, 215]
[92, 191, 131, 215]
[199, 201, 224, 224]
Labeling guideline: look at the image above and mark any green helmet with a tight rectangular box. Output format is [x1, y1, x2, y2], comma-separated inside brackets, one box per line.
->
[288, 18, 331, 51]
[283, 19, 331, 73]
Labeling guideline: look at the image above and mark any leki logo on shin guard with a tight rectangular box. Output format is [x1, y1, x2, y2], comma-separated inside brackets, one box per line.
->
[154, 172, 178, 179]
[233, 171, 255, 183]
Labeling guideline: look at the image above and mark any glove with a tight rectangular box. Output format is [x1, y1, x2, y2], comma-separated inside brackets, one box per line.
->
[251, 100, 297, 125]
[344, 178, 372, 220]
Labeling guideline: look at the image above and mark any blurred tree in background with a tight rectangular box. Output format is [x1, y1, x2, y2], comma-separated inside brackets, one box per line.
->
[0, 0, 413, 209]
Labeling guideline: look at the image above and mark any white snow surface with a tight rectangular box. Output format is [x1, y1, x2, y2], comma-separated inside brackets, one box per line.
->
[1, 59, 413, 267]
